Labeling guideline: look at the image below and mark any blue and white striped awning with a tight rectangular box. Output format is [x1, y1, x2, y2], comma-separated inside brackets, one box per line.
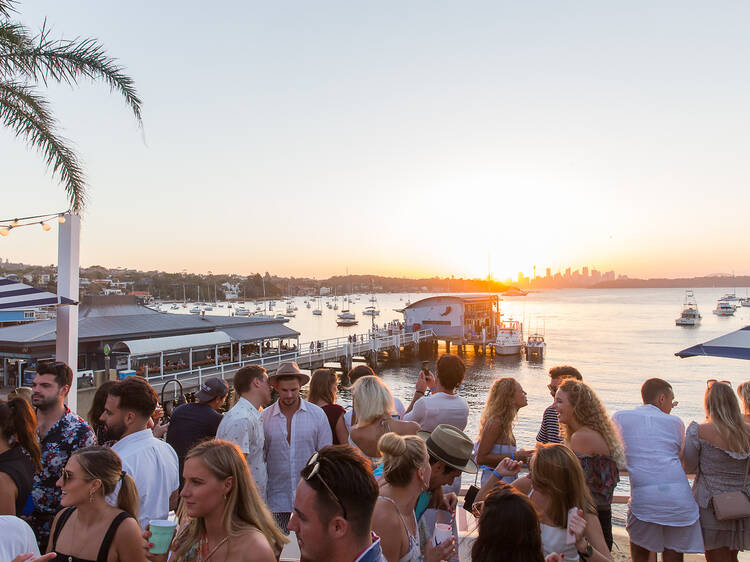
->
[676, 325, 750, 360]
[0, 277, 77, 310]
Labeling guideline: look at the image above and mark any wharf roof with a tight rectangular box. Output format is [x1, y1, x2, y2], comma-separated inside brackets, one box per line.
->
[113, 331, 232, 356]
[402, 294, 498, 310]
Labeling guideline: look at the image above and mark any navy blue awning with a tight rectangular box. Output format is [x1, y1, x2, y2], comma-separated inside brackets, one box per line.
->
[676, 325, 750, 360]
[0, 277, 77, 310]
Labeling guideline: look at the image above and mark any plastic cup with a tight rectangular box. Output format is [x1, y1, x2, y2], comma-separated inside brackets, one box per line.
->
[433, 522, 452, 546]
[148, 519, 177, 554]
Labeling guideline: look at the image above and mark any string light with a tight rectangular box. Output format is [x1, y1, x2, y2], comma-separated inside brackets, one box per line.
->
[57, 214, 66, 223]
[0, 227, 9, 237]
[0, 210, 72, 237]
[10, 219, 19, 227]
[41, 222, 51, 231]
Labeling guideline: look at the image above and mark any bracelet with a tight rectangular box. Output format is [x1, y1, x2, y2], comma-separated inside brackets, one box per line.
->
[492, 469, 503, 480]
[510, 452, 515, 460]
[415, 390, 425, 395]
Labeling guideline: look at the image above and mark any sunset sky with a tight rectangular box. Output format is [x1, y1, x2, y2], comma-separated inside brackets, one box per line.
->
[2, 1, 748, 281]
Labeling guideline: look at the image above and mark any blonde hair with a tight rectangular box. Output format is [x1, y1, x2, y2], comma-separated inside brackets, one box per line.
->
[479, 378, 519, 443]
[73, 446, 139, 521]
[530, 444, 596, 528]
[378, 432, 428, 487]
[352, 376, 394, 427]
[172, 440, 288, 560]
[706, 383, 750, 454]
[737, 381, 750, 414]
[558, 380, 625, 467]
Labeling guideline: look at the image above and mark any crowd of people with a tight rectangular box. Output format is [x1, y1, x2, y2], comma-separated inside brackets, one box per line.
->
[3, 355, 750, 562]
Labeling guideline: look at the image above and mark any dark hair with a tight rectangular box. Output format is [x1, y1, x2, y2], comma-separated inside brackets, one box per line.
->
[233, 365, 267, 395]
[0, 398, 42, 471]
[347, 365, 375, 383]
[73, 446, 139, 520]
[471, 483, 545, 562]
[88, 381, 118, 429]
[641, 378, 672, 405]
[37, 361, 73, 388]
[436, 354, 465, 390]
[548, 365, 582, 381]
[108, 376, 158, 419]
[308, 369, 337, 405]
[300, 445, 378, 539]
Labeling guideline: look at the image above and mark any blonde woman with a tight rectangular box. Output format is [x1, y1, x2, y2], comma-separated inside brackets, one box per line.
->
[145, 440, 287, 562]
[554, 380, 624, 551]
[737, 381, 750, 424]
[349, 376, 420, 465]
[47, 446, 144, 561]
[372, 433, 453, 562]
[476, 378, 532, 485]
[684, 381, 750, 561]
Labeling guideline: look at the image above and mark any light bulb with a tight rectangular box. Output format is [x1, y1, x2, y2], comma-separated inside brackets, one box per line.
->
[57, 215, 66, 223]
[10, 219, 19, 227]
[41, 222, 51, 232]
[0, 227, 9, 236]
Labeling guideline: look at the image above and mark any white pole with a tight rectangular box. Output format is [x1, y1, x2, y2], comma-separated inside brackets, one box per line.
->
[56, 213, 80, 413]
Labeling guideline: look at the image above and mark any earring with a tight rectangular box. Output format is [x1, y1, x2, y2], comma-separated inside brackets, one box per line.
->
[89, 489, 95, 503]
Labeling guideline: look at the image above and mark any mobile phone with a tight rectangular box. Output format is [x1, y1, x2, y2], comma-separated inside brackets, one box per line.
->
[463, 485, 479, 513]
[422, 361, 431, 373]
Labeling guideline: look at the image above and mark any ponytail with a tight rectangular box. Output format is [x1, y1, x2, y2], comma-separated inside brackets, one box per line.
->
[117, 472, 140, 521]
[0, 398, 41, 472]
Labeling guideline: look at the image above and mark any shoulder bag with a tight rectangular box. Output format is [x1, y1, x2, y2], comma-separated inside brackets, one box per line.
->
[704, 456, 750, 521]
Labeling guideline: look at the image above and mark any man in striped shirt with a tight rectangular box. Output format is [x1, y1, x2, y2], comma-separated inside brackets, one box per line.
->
[535, 365, 582, 445]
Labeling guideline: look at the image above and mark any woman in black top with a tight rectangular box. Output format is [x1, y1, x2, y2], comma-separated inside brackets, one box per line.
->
[0, 397, 41, 515]
[48, 446, 144, 562]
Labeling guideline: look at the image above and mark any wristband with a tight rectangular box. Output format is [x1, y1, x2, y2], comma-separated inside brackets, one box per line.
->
[511, 453, 515, 460]
[415, 390, 425, 395]
[492, 469, 503, 480]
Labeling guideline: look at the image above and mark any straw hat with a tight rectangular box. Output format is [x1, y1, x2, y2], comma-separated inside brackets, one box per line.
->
[418, 424, 478, 473]
[269, 361, 310, 386]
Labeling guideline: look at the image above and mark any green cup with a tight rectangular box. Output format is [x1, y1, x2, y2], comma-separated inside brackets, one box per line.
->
[148, 519, 177, 554]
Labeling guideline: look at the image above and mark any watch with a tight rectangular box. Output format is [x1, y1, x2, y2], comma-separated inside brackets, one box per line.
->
[577, 538, 593, 559]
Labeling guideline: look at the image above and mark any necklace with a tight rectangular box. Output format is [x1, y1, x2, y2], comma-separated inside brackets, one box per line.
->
[199, 533, 229, 561]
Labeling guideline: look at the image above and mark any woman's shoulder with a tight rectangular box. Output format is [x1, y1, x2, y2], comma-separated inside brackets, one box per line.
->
[231, 527, 277, 556]
[324, 403, 346, 415]
[570, 428, 610, 456]
[111, 511, 143, 547]
[391, 418, 420, 435]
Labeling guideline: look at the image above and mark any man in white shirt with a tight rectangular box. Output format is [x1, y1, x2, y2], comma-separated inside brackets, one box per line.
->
[403, 354, 469, 432]
[217, 365, 272, 501]
[100, 376, 180, 529]
[261, 362, 332, 532]
[612, 378, 704, 562]
[0, 515, 43, 561]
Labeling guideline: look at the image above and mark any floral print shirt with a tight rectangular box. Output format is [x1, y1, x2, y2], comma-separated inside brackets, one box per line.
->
[27, 407, 96, 549]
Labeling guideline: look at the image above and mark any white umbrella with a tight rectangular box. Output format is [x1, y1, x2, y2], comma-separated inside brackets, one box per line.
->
[676, 325, 750, 360]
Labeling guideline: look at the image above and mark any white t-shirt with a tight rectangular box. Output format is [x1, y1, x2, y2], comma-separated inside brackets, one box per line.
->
[0, 516, 41, 559]
[402, 392, 469, 432]
[612, 404, 699, 526]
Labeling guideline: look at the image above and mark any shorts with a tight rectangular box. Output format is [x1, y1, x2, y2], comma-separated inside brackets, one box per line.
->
[627, 510, 704, 553]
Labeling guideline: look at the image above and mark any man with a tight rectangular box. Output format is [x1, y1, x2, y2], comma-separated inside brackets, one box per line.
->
[612, 378, 703, 562]
[403, 354, 469, 432]
[28, 361, 96, 549]
[100, 376, 179, 529]
[166, 376, 227, 488]
[536, 365, 582, 445]
[217, 365, 271, 500]
[288, 445, 384, 562]
[261, 361, 332, 532]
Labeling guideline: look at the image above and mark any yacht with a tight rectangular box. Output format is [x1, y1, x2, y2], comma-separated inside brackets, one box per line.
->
[362, 305, 380, 317]
[675, 290, 702, 326]
[525, 334, 546, 358]
[489, 320, 524, 355]
[336, 311, 358, 326]
[741, 298, 750, 307]
[713, 301, 736, 316]
[189, 306, 201, 314]
[235, 306, 250, 316]
[719, 292, 741, 302]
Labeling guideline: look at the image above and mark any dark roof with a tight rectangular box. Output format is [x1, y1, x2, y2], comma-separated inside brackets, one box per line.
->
[221, 323, 299, 342]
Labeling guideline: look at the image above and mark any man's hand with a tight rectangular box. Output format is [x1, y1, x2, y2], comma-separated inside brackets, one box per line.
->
[12, 554, 57, 562]
[152, 420, 169, 439]
[416, 370, 428, 394]
[439, 492, 458, 512]
[494, 457, 523, 477]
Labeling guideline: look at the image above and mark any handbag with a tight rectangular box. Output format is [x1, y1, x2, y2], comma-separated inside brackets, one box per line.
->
[704, 457, 750, 521]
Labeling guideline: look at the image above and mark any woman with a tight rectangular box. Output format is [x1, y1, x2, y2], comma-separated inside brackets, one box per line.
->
[349, 376, 420, 466]
[88, 380, 118, 445]
[146, 440, 287, 561]
[684, 381, 750, 561]
[736, 381, 750, 424]
[308, 368, 348, 444]
[371, 432, 452, 562]
[554, 380, 624, 550]
[0, 398, 41, 516]
[47, 446, 144, 561]
[476, 377, 532, 485]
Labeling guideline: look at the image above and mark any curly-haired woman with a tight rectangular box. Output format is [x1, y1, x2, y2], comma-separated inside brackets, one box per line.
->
[554, 380, 624, 551]
[476, 378, 532, 485]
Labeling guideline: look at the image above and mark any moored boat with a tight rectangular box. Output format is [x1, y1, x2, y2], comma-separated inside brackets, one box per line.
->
[676, 290, 702, 326]
[489, 320, 524, 355]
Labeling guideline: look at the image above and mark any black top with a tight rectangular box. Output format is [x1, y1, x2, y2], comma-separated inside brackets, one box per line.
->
[166, 402, 223, 486]
[51, 506, 131, 562]
[0, 446, 34, 515]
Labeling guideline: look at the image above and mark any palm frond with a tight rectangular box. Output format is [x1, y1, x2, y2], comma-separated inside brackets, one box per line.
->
[0, 80, 86, 211]
[0, 0, 16, 18]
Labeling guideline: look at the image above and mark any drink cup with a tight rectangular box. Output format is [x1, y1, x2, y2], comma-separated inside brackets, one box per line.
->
[433, 522, 452, 546]
[149, 519, 177, 554]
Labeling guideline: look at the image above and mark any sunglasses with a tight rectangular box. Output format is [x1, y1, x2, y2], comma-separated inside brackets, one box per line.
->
[304, 452, 347, 519]
[61, 468, 91, 485]
[547, 384, 558, 392]
[707, 379, 731, 388]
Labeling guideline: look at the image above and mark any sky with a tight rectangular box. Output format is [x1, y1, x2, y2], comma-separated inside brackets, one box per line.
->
[2, 1, 749, 281]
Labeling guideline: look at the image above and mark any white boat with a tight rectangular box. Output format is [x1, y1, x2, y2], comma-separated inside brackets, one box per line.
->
[235, 306, 250, 316]
[719, 293, 740, 302]
[525, 333, 546, 358]
[489, 320, 524, 355]
[286, 303, 295, 314]
[741, 298, 750, 307]
[675, 290, 702, 326]
[313, 298, 323, 316]
[362, 306, 380, 317]
[170, 304, 179, 310]
[336, 311, 358, 326]
[189, 306, 200, 314]
[713, 301, 736, 316]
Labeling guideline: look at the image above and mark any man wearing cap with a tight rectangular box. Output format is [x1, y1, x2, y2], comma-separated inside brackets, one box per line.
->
[166, 376, 228, 489]
[261, 361, 332, 532]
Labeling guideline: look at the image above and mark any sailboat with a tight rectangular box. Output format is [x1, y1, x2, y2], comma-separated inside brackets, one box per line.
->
[312, 297, 322, 316]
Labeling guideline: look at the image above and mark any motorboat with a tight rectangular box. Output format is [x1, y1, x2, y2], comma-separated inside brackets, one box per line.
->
[235, 306, 250, 316]
[203, 305, 213, 311]
[189, 306, 201, 314]
[336, 311, 358, 326]
[362, 306, 380, 317]
[675, 290, 702, 326]
[525, 334, 546, 358]
[489, 320, 524, 355]
[312, 309, 322, 316]
[741, 298, 750, 307]
[713, 301, 736, 316]
[719, 292, 741, 302]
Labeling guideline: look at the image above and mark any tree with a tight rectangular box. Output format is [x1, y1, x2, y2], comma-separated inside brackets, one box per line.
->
[0, 0, 141, 212]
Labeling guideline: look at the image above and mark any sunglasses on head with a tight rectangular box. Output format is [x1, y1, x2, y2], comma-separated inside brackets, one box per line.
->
[707, 379, 731, 388]
[304, 452, 347, 519]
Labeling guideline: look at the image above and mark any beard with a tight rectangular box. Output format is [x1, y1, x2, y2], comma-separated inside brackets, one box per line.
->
[104, 420, 127, 441]
[32, 393, 61, 412]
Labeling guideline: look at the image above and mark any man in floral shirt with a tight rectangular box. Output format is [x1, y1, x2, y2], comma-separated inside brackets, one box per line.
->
[27, 361, 96, 549]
